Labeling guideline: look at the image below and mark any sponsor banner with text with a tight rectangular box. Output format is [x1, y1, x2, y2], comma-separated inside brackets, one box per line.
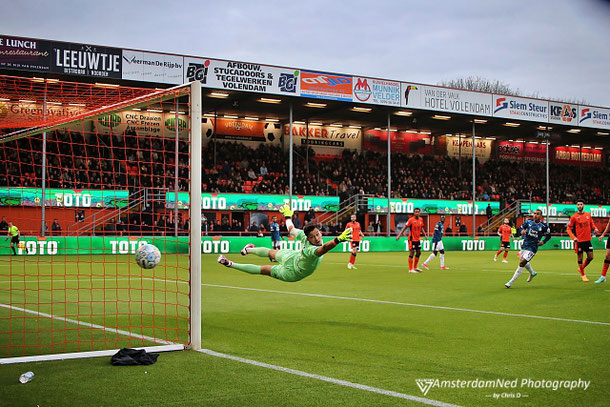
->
[549, 101, 578, 126]
[184, 57, 300, 96]
[352, 77, 400, 106]
[300, 70, 352, 101]
[363, 129, 432, 154]
[94, 110, 190, 138]
[553, 146, 603, 166]
[368, 198, 499, 215]
[0, 188, 128, 208]
[492, 95, 549, 122]
[121, 50, 183, 84]
[0, 35, 51, 71]
[165, 192, 339, 212]
[401, 83, 493, 116]
[497, 141, 546, 163]
[0, 100, 87, 129]
[6, 235, 596, 256]
[51, 41, 122, 78]
[444, 136, 493, 162]
[521, 202, 610, 217]
[283, 123, 361, 153]
[578, 105, 610, 130]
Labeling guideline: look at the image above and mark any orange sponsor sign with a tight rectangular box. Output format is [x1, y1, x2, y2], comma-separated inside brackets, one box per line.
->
[300, 71, 352, 101]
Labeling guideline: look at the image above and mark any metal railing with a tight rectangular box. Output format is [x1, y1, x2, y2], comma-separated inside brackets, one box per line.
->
[315, 193, 374, 226]
[66, 187, 169, 236]
[480, 200, 525, 234]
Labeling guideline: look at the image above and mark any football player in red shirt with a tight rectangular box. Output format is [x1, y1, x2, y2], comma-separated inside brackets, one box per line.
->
[566, 201, 599, 282]
[596, 218, 610, 284]
[494, 218, 515, 263]
[396, 208, 428, 273]
[345, 214, 365, 269]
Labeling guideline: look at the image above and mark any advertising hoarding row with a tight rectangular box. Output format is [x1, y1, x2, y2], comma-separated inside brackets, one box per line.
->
[0, 188, 129, 208]
[2, 34, 609, 130]
[7, 235, 604, 256]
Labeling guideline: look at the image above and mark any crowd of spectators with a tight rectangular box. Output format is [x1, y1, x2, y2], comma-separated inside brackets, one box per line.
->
[0, 133, 608, 206]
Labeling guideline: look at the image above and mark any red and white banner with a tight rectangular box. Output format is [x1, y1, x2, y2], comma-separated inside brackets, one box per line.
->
[353, 77, 400, 106]
[492, 95, 549, 122]
[554, 146, 603, 166]
[578, 106, 610, 130]
[497, 141, 546, 163]
[363, 130, 432, 154]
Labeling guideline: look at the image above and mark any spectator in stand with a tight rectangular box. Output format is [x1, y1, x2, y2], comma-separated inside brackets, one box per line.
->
[51, 219, 62, 236]
[247, 168, 257, 180]
[0, 217, 8, 232]
[249, 222, 259, 234]
[446, 225, 453, 236]
[368, 222, 375, 237]
[105, 218, 116, 235]
[259, 161, 268, 177]
[486, 204, 493, 220]
[459, 224, 467, 235]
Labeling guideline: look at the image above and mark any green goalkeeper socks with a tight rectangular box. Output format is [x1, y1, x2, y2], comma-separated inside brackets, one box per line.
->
[249, 247, 271, 258]
[231, 263, 262, 275]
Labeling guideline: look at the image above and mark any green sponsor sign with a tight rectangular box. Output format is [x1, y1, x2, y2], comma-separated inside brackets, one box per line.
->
[368, 198, 500, 215]
[520, 202, 610, 218]
[5, 236, 605, 256]
[0, 188, 129, 208]
[166, 192, 340, 212]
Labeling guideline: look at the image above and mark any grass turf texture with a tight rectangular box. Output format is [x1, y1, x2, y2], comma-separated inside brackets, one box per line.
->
[1, 251, 609, 406]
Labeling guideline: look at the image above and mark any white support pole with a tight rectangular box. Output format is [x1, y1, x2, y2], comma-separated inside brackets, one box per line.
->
[174, 100, 179, 238]
[387, 114, 392, 237]
[41, 80, 48, 237]
[289, 104, 293, 209]
[189, 82, 202, 351]
[472, 123, 476, 239]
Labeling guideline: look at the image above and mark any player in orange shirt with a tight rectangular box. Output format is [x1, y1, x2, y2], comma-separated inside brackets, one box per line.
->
[396, 208, 428, 273]
[566, 200, 599, 282]
[494, 218, 515, 263]
[345, 214, 365, 269]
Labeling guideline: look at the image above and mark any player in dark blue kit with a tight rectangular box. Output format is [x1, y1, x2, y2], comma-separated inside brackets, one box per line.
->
[269, 216, 281, 250]
[422, 215, 449, 270]
[505, 209, 551, 288]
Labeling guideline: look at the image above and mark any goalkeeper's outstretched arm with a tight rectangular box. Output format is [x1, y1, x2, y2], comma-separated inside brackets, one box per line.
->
[280, 204, 300, 237]
[315, 228, 352, 257]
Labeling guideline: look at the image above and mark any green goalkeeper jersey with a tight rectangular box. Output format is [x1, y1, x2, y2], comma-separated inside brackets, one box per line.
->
[274, 230, 322, 281]
[8, 225, 19, 237]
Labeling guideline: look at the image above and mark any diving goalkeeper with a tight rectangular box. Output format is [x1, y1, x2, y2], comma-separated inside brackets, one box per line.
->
[217, 204, 352, 282]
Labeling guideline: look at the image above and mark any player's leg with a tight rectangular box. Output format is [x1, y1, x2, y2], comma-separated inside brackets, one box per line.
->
[241, 244, 278, 261]
[502, 246, 509, 263]
[348, 242, 358, 269]
[576, 246, 586, 277]
[422, 246, 436, 270]
[10, 236, 17, 255]
[506, 251, 533, 287]
[582, 245, 594, 271]
[494, 245, 502, 261]
[439, 249, 448, 269]
[595, 245, 610, 283]
[218, 254, 271, 276]
[414, 244, 422, 271]
[408, 242, 415, 272]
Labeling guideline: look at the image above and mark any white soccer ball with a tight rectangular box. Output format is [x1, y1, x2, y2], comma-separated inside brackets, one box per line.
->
[135, 244, 161, 269]
[264, 122, 282, 143]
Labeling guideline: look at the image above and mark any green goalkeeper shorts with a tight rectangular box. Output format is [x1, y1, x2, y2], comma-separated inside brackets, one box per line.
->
[271, 249, 304, 282]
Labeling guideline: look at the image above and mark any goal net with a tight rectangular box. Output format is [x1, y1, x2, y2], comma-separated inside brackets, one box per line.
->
[0, 79, 202, 363]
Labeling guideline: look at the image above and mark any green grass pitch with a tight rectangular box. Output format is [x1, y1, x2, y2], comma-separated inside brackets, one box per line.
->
[1, 250, 609, 406]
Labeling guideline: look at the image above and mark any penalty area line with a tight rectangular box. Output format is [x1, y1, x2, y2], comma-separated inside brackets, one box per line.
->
[198, 349, 461, 407]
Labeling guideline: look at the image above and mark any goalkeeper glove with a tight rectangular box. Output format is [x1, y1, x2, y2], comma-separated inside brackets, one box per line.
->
[279, 204, 294, 218]
[337, 228, 352, 242]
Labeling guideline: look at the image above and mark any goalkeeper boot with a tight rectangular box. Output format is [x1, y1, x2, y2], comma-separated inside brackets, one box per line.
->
[217, 255, 233, 268]
[527, 271, 537, 282]
[595, 276, 606, 284]
[241, 244, 255, 256]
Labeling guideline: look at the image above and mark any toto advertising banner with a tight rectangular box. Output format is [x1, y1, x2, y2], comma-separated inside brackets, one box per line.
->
[548, 101, 578, 126]
[352, 77, 400, 106]
[6, 235, 605, 256]
[166, 192, 339, 212]
[184, 57, 300, 96]
[521, 202, 610, 218]
[444, 136, 492, 162]
[51, 41, 122, 78]
[492, 95, 549, 122]
[578, 105, 610, 130]
[283, 123, 361, 153]
[0, 188, 129, 208]
[363, 129, 432, 154]
[0, 35, 51, 71]
[554, 146, 603, 166]
[300, 71, 352, 101]
[401, 83, 493, 116]
[368, 197, 499, 215]
[121, 50, 183, 84]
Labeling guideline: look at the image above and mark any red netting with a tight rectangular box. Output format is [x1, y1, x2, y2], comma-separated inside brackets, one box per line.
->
[0, 85, 193, 358]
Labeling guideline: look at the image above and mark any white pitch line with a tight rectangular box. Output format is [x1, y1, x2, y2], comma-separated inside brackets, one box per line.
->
[0, 303, 176, 345]
[201, 283, 610, 327]
[199, 349, 461, 407]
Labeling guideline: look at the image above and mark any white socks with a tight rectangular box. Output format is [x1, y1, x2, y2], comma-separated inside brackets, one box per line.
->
[424, 253, 435, 265]
[440, 254, 445, 267]
[524, 263, 535, 274]
[508, 266, 524, 284]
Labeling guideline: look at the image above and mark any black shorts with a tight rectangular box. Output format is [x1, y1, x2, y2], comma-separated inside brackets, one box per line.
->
[606, 238, 610, 250]
[501, 241, 510, 249]
[10, 235, 19, 244]
[350, 241, 360, 249]
[577, 241, 593, 253]
[409, 240, 421, 251]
